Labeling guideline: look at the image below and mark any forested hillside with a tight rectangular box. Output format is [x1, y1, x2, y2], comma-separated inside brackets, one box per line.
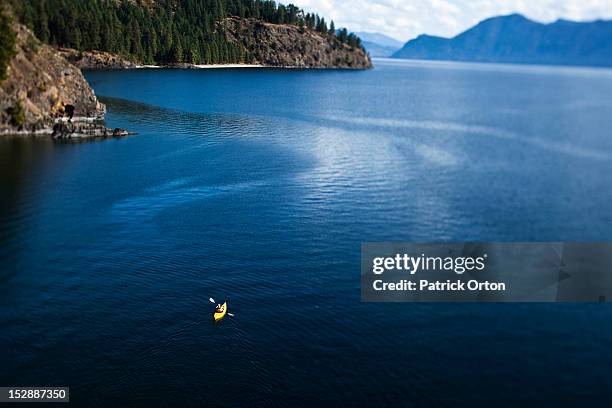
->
[8, 0, 364, 65]
[0, 6, 16, 81]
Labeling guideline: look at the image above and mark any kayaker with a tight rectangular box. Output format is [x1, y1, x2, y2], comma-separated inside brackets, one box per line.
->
[215, 304, 223, 312]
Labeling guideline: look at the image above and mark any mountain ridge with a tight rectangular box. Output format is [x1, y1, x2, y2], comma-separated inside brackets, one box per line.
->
[357, 32, 403, 57]
[356, 32, 403, 48]
[393, 14, 612, 67]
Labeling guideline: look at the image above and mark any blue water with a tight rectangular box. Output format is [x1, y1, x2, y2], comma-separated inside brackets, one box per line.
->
[2, 59, 612, 406]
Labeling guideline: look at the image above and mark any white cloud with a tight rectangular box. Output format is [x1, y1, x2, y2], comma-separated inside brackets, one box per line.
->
[294, 0, 612, 41]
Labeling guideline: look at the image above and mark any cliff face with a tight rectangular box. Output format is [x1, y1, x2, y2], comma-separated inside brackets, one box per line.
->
[222, 18, 372, 69]
[0, 22, 106, 135]
[57, 17, 372, 70]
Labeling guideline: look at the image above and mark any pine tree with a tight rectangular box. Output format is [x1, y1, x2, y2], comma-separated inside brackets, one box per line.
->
[34, 1, 50, 43]
[171, 31, 184, 63]
[338, 28, 348, 44]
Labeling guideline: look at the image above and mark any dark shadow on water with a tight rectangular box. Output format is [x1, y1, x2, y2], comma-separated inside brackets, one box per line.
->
[0, 139, 55, 283]
[100, 96, 269, 142]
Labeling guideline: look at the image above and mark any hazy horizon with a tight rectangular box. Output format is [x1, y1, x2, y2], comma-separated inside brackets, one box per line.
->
[295, 0, 612, 42]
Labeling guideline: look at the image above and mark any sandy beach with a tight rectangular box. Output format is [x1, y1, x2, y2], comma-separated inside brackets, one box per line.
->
[136, 63, 265, 69]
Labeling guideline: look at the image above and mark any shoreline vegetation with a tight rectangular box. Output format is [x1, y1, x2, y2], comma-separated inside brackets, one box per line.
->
[58, 47, 366, 70]
[1, 0, 371, 138]
[8, 0, 371, 69]
[138, 63, 265, 69]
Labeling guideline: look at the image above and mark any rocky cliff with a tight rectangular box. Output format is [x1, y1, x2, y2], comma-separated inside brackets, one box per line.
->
[57, 17, 372, 70]
[57, 48, 138, 70]
[0, 22, 120, 137]
[222, 18, 372, 69]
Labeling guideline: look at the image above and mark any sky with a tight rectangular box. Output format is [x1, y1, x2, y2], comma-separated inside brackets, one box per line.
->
[294, 0, 612, 41]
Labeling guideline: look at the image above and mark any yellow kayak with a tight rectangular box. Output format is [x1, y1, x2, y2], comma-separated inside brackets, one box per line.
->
[214, 302, 227, 321]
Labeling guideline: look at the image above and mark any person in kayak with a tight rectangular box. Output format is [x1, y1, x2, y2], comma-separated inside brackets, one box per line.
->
[215, 304, 223, 312]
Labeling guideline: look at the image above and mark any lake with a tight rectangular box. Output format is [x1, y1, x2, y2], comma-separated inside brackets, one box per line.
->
[2, 58, 612, 406]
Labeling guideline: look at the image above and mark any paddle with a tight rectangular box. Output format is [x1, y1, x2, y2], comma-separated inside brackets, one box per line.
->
[209, 297, 234, 317]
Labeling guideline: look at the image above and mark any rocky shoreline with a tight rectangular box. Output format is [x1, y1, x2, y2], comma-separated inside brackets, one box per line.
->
[2, 14, 370, 139]
[57, 51, 373, 71]
[0, 114, 132, 140]
[55, 17, 372, 71]
[50, 118, 132, 140]
[0, 22, 131, 139]
[222, 17, 372, 69]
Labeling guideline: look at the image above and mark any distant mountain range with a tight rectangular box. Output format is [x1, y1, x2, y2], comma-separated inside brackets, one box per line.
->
[392, 14, 612, 67]
[356, 32, 403, 57]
